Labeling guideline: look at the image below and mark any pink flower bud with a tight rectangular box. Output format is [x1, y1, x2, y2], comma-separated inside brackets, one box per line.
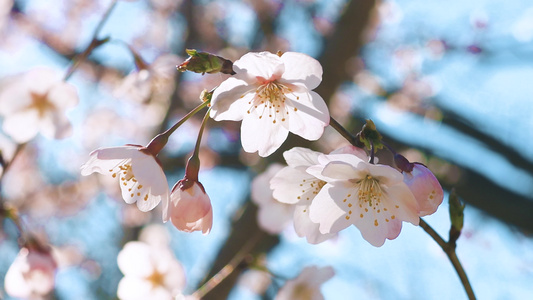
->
[167, 180, 213, 234]
[403, 163, 444, 216]
[4, 247, 57, 299]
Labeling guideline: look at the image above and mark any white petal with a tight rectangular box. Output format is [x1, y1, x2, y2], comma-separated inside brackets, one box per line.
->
[329, 145, 369, 161]
[257, 200, 293, 234]
[241, 113, 289, 157]
[3, 110, 40, 143]
[365, 163, 404, 185]
[117, 242, 154, 277]
[210, 77, 255, 121]
[282, 147, 321, 168]
[270, 167, 316, 205]
[47, 82, 79, 109]
[293, 205, 335, 244]
[80, 155, 124, 176]
[287, 91, 329, 141]
[308, 184, 349, 234]
[279, 52, 323, 90]
[130, 156, 168, 196]
[233, 52, 285, 81]
[321, 161, 358, 181]
[95, 146, 146, 159]
[117, 276, 153, 300]
[386, 184, 420, 226]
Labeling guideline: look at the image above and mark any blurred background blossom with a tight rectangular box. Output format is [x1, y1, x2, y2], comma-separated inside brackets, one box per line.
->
[0, 0, 532, 299]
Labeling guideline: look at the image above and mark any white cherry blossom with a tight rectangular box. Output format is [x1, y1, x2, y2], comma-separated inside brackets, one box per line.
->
[81, 145, 169, 213]
[275, 266, 334, 300]
[0, 67, 79, 143]
[210, 51, 330, 157]
[4, 246, 57, 299]
[308, 152, 419, 247]
[117, 241, 186, 300]
[270, 147, 335, 244]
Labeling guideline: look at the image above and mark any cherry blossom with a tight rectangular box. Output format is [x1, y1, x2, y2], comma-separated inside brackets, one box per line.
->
[251, 164, 294, 234]
[117, 241, 186, 300]
[0, 67, 79, 143]
[166, 179, 213, 234]
[275, 266, 334, 300]
[4, 246, 57, 299]
[402, 163, 444, 216]
[81, 145, 169, 213]
[114, 54, 181, 103]
[270, 147, 335, 244]
[210, 51, 330, 157]
[308, 151, 419, 247]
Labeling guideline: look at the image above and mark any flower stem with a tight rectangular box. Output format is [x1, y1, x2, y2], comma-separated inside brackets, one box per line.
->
[329, 117, 361, 147]
[192, 232, 263, 299]
[146, 101, 209, 155]
[419, 218, 476, 300]
[63, 0, 118, 81]
[193, 107, 211, 159]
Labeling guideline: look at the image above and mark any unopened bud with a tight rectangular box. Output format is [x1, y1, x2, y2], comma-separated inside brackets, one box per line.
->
[394, 153, 414, 173]
[199, 89, 213, 103]
[177, 49, 235, 75]
[448, 189, 465, 245]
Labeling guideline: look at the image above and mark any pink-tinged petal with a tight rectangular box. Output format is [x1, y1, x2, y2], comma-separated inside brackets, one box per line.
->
[258, 200, 293, 234]
[3, 110, 40, 143]
[309, 184, 349, 234]
[282, 147, 321, 169]
[241, 113, 289, 157]
[233, 52, 285, 81]
[287, 91, 329, 141]
[24, 67, 61, 95]
[317, 152, 366, 169]
[210, 77, 255, 121]
[270, 167, 318, 205]
[293, 205, 335, 244]
[404, 164, 444, 216]
[39, 111, 73, 140]
[169, 182, 213, 234]
[279, 52, 323, 90]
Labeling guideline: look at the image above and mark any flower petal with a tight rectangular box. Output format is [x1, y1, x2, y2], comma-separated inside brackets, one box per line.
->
[286, 91, 329, 141]
[2, 110, 40, 143]
[270, 167, 317, 205]
[117, 242, 154, 277]
[241, 112, 289, 157]
[210, 77, 255, 121]
[280, 52, 323, 90]
[309, 184, 350, 234]
[233, 52, 285, 81]
[293, 204, 335, 244]
[282, 147, 321, 169]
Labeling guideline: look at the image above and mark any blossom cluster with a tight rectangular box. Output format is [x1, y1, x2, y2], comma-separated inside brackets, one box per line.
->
[259, 146, 444, 247]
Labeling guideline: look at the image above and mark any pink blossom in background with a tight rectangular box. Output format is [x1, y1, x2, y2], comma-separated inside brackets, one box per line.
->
[117, 241, 186, 300]
[0, 67, 79, 143]
[166, 180, 213, 234]
[4, 247, 57, 299]
[275, 265, 334, 300]
[81, 145, 169, 213]
[210, 51, 330, 157]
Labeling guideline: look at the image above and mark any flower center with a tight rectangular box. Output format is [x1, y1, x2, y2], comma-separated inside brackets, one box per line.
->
[146, 269, 165, 289]
[340, 175, 399, 226]
[245, 81, 300, 124]
[296, 178, 326, 202]
[29, 92, 54, 117]
[110, 162, 150, 202]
